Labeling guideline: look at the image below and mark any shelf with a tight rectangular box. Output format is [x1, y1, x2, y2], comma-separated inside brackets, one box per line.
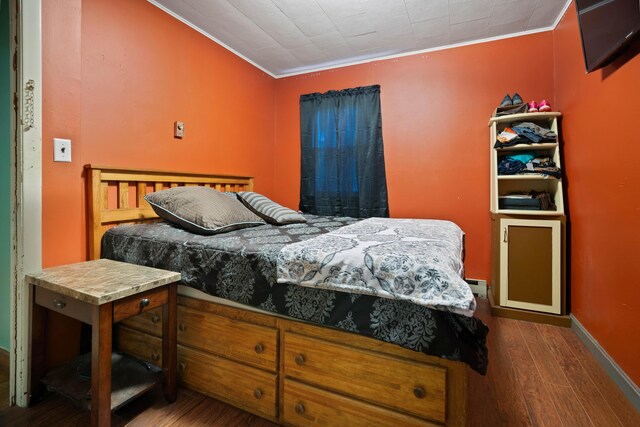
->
[490, 112, 564, 216]
[495, 142, 558, 151]
[42, 352, 162, 411]
[494, 209, 561, 216]
[497, 174, 560, 180]
[488, 111, 562, 126]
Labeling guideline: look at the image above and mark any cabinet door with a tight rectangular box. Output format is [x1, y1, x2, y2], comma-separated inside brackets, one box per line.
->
[499, 219, 561, 314]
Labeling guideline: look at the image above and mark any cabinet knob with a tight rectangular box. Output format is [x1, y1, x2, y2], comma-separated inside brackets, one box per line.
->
[294, 354, 305, 366]
[295, 402, 305, 415]
[253, 388, 263, 399]
[254, 343, 264, 354]
[53, 300, 66, 309]
[413, 386, 426, 399]
[151, 353, 159, 361]
[151, 313, 160, 323]
[178, 323, 186, 332]
[140, 298, 150, 308]
[179, 362, 186, 371]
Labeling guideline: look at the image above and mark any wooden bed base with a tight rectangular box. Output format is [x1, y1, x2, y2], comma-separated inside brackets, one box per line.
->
[86, 165, 468, 426]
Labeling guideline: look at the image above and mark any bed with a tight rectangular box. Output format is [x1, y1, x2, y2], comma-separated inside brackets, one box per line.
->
[86, 165, 488, 426]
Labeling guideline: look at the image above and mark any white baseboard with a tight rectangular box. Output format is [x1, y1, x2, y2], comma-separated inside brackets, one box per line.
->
[570, 315, 640, 412]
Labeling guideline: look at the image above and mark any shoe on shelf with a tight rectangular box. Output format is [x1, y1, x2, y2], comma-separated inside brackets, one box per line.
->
[499, 94, 513, 107]
[512, 92, 523, 104]
[528, 101, 539, 112]
[538, 99, 552, 112]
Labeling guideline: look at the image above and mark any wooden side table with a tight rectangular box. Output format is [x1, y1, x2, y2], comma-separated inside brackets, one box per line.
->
[27, 259, 181, 426]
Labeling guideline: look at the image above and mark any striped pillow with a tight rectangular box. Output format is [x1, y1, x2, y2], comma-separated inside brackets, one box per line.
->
[237, 192, 306, 225]
[145, 186, 265, 235]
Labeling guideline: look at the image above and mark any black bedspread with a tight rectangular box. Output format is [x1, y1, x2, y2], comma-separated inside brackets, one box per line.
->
[102, 215, 488, 374]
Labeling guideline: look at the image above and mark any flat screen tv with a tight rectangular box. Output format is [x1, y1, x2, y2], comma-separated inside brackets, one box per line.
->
[576, 0, 640, 72]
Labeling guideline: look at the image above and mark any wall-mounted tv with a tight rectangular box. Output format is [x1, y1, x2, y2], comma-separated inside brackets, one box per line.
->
[576, 0, 640, 72]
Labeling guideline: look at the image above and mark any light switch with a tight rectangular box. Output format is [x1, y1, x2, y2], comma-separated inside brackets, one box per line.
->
[174, 121, 184, 138]
[53, 138, 72, 162]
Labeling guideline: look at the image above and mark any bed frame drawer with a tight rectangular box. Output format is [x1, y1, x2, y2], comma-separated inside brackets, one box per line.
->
[116, 326, 278, 420]
[115, 325, 163, 366]
[119, 307, 163, 336]
[178, 345, 277, 419]
[177, 305, 278, 372]
[284, 332, 447, 424]
[283, 378, 436, 427]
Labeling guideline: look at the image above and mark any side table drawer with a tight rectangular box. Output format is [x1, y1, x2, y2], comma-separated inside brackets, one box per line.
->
[113, 287, 168, 323]
[35, 287, 92, 324]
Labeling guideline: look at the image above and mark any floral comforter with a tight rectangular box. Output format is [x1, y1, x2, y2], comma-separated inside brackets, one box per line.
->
[101, 215, 488, 374]
[277, 218, 476, 316]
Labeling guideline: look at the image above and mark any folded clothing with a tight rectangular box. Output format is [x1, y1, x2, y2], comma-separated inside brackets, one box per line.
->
[494, 122, 556, 148]
[497, 128, 518, 143]
[497, 153, 562, 178]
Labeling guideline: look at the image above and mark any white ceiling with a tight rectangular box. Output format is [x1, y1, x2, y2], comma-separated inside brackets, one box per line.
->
[150, 0, 571, 78]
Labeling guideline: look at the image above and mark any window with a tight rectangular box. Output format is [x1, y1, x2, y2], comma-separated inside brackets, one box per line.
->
[299, 85, 389, 218]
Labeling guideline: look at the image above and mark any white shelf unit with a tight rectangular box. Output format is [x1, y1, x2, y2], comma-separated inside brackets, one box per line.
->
[488, 111, 568, 322]
[489, 112, 564, 215]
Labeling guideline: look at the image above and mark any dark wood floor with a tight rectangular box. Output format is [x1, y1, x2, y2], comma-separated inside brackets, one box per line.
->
[0, 360, 9, 413]
[1, 299, 638, 426]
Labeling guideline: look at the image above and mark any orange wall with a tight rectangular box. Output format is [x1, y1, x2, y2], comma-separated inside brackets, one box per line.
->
[274, 34, 556, 279]
[43, 0, 276, 268]
[42, 0, 639, 387]
[554, 4, 640, 385]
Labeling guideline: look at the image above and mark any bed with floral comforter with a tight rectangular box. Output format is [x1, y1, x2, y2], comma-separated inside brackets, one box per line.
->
[101, 214, 489, 374]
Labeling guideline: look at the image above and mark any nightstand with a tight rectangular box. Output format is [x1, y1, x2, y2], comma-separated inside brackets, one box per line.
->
[27, 259, 181, 426]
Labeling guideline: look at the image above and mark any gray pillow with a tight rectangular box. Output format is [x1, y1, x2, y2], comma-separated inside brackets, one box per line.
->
[237, 191, 306, 225]
[144, 186, 265, 235]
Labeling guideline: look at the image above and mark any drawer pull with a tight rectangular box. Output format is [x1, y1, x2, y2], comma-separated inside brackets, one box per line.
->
[253, 388, 263, 399]
[294, 354, 305, 366]
[53, 300, 66, 309]
[254, 343, 264, 354]
[151, 314, 160, 323]
[140, 298, 150, 308]
[151, 352, 160, 361]
[179, 362, 186, 371]
[295, 402, 305, 415]
[178, 323, 187, 332]
[413, 386, 426, 399]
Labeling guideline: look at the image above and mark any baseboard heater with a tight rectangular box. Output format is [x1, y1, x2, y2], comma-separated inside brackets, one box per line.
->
[466, 278, 487, 298]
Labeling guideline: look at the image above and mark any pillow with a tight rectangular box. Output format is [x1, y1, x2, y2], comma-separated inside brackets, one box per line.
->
[144, 186, 265, 235]
[237, 191, 306, 225]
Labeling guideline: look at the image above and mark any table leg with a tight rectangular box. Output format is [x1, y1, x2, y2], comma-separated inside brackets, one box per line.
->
[91, 303, 112, 427]
[162, 283, 177, 403]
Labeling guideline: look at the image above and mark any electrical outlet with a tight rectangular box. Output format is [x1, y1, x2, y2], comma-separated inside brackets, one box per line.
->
[53, 138, 72, 162]
[174, 121, 184, 138]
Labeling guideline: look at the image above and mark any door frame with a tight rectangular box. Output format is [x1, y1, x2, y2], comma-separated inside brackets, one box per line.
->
[10, 0, 43, 407]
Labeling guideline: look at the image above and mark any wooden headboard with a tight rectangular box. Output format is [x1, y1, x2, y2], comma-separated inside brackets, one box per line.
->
[85, 165, 254, 260]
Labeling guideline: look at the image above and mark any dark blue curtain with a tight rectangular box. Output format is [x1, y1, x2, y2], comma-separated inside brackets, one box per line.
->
[299, 85, 389, 218]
